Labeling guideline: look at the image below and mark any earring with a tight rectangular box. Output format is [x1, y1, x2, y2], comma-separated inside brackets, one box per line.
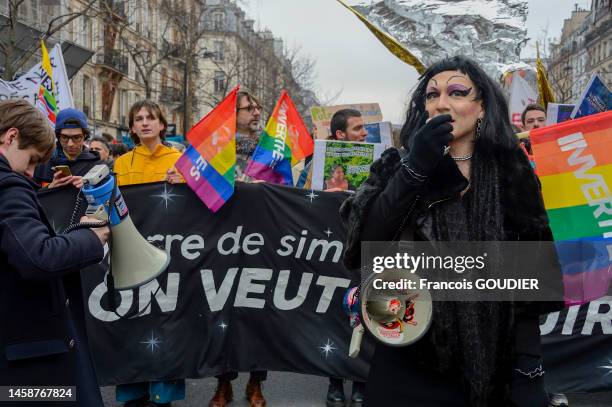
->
[475, 118, 483, 139]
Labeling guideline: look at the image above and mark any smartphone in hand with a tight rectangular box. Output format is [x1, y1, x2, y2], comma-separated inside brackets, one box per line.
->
[52, 165, 72, 177]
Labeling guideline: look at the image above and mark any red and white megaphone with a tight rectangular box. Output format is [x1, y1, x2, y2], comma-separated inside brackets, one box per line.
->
[346, 271, 432, 357]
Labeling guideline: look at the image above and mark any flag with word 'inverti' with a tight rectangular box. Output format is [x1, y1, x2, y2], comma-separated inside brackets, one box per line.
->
[175, 86, 239, 213]
[245, 90, 313, 185]
[531, 110, 612, 305]
[37, 40, 58, 124]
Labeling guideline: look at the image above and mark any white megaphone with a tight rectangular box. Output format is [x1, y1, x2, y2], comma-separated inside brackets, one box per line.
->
[80, 164, 170, 290]
[349, 270, 432, 355]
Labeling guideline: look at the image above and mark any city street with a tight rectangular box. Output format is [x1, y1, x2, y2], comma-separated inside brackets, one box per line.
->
[101, 372, 612, 406]
[1, 1, 610, 406]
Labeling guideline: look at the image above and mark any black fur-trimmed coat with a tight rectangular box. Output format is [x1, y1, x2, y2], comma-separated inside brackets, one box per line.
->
[339, 146, 564, 407]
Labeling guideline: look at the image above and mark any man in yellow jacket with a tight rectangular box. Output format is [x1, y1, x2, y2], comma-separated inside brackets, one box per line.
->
[113, 100, 183, 407]
[114, 100, 183, 187]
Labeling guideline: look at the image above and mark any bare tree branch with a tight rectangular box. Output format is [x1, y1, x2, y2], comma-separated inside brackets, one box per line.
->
[4, 0, 99, 79]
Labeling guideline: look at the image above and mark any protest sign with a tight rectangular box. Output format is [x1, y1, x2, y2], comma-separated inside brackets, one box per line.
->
[310, 103, 382, 139]
[40, 182, 371, 384]
[311, 140, 385, 191]
[364, 121, 393, 147]
[508, 72, 538, 127]
[546, 103, 575, 125]
[0, 44, 73, 111]
[570, 74, 611, 119]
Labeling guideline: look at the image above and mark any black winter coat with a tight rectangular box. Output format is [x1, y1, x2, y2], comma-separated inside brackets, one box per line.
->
[340, 147, 564, 407]
[0, 154, 104, 406]
[33, 144, 100, 185]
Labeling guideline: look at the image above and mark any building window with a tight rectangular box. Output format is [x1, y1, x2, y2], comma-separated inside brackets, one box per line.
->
[161, 67, 168, 88]
[214, 71, 225, 94]
[72, 74, 83, 110]
[17, 0, 41, 26]
[212, 12, 225, 30]
[119, 90, 128, 126]
[80, 16, 93, 49]
[83, 75, 92, 118]
[214, 40, 224, 62]
[145, 5, 153, 38]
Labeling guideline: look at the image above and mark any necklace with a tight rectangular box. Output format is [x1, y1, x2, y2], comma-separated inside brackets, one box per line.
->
[451, 154, 472, 161]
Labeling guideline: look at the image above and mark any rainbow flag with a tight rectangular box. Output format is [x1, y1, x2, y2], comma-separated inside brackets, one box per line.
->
[245, 90, 313, 185]
[531, 110, 612, 305]
[37, 41, 57, 124]
[175, 86, 238, 212]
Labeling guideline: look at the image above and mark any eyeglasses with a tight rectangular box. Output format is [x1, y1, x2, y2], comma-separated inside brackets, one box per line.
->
[237, 104, 262, 114]
[59, 134, 84, 143]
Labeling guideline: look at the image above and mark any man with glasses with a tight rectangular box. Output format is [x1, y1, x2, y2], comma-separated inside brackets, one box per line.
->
[234, 91, 262, 182]
[208, 92, 267, 407]
[34, 108, 102, 188]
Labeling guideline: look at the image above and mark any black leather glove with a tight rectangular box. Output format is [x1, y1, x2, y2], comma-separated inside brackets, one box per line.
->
[402, 113, 453, 181]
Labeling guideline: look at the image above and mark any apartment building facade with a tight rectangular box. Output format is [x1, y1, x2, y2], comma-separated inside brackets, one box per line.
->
[549, 0, 611, 103]
[1, 0, 317, 141]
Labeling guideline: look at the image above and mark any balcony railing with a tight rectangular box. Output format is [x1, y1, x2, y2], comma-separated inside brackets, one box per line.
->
[96, 49, 128, 75]
[161, 41, 184, 59]
[585, 19, 611, 44]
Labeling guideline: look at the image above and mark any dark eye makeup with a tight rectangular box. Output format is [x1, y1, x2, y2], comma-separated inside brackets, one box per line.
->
[425, 87, 440, 99]
[447, 84, 472, 97]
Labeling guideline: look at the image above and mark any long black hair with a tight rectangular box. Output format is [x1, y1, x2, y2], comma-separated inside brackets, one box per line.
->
[401, 57, 541, 406]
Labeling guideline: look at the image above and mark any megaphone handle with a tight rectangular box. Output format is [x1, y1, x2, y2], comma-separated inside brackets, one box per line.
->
[349, 325, 365, 358]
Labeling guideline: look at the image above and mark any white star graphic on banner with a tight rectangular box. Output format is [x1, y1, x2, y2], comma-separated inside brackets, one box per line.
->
[324, 228, 333, 237]
[306, 190, 319, 203]
[319, 338, 337, 358]
[219, 321, 228, 331]
[152, 184, 182, 211]
[599, 359, 612, 378]
[140, 332, 162, 353]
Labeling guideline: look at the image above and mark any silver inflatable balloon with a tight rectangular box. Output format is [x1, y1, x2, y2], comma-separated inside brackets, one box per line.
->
[353, 0, 529, 79]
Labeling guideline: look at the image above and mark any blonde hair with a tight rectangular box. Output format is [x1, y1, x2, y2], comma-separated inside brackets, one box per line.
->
[0, 99, 55, 161]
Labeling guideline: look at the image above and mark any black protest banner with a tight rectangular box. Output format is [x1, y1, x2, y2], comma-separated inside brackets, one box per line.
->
[541, 298, 612, 392]
[39, 182, 372, 386]
[38, 182, 612, 392]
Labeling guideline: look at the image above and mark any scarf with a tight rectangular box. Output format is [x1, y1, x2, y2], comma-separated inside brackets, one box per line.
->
[428, 158, 515, 407]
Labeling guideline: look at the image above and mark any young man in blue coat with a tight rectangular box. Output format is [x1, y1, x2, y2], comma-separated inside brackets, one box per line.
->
[0, 100, 110, 406]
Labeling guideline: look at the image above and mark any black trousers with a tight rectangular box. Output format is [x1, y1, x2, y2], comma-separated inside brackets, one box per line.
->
[216, 370, 267, 382]
[364, 315, 548, 407]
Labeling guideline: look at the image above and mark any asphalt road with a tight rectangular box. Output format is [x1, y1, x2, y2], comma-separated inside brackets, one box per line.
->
[101, 372, 612, 406]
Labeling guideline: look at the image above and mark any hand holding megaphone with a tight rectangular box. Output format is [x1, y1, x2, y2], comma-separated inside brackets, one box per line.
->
[346, 271, 433, 357]
[343, 287, 366, 358]
[79, 164, 170, 290]
[80, 215, 110, 245]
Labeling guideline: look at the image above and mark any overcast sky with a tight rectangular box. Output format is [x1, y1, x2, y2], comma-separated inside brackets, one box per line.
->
[243, 0, 592, 124]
